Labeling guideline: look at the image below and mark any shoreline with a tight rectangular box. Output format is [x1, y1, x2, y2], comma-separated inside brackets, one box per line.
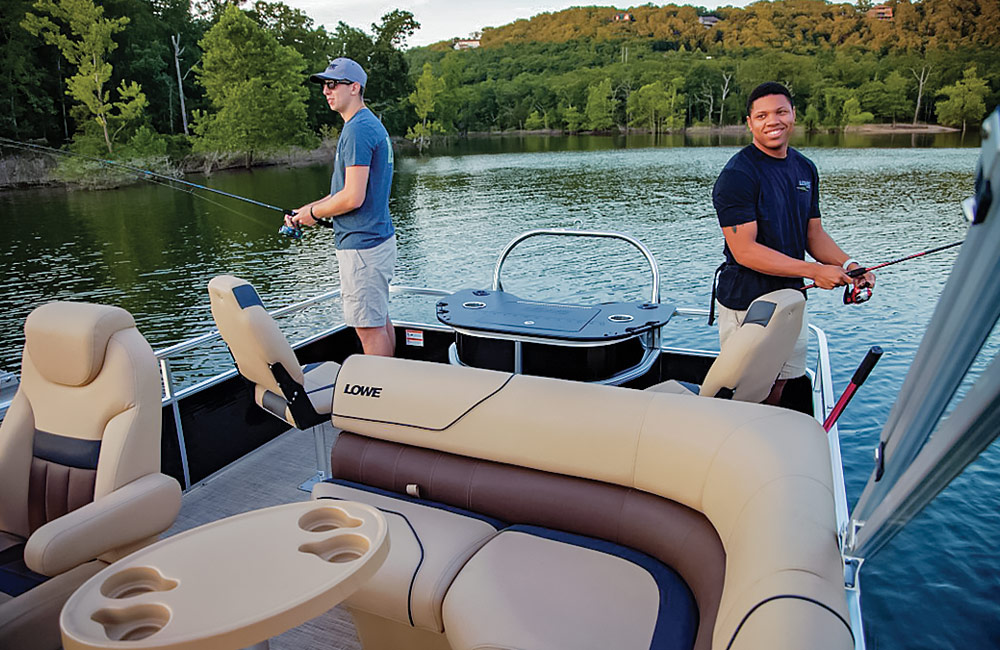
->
[0, 123, 966, 191]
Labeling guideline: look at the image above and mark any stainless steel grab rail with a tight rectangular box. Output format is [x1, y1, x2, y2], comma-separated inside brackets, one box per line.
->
[491, 228, 661, 304]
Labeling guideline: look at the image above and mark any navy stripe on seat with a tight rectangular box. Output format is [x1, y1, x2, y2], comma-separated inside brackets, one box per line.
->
[316, 495, 425, 626]
[0, 548, 48, 598]
[33, 431, 100, 470]
[322, 478, 506, 530]
[232, 284, 264, 310]
[504, 524, 698, 650]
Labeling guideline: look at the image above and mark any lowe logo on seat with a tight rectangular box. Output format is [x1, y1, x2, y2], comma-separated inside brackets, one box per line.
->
[343, 383, 382, 398]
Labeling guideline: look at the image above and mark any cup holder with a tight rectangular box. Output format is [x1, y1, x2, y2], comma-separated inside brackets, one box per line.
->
[91, 604, 170, 641]
[299, 533, 370, 563]
[99, 567, 178, 599]
[298, 506, 364, 533]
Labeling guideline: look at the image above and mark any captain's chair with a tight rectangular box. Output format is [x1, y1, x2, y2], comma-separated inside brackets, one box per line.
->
[648, 288, 806, 402]
[0, 302, 182, 650]
[208, 275, 340, 429]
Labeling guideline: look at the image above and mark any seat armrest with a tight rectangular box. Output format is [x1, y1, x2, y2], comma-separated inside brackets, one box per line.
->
[24, 473, 182, 577]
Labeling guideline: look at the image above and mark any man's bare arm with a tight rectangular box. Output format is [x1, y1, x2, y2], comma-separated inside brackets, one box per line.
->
[291, 166, 370, 226]
[723, 220, 850, 289]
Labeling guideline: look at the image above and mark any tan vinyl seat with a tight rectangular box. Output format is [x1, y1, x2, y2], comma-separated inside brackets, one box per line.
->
[648, 288, 806, 402]
[208, 275, 341, 429]
[0, 302, 182, 650]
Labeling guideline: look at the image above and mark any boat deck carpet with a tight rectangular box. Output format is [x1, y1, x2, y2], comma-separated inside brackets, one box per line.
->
[164, 422, 362, 650]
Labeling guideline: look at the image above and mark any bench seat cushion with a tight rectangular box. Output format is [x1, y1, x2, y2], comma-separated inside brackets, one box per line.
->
[313, 479, 499, 632]
[443, 525, 697, 650]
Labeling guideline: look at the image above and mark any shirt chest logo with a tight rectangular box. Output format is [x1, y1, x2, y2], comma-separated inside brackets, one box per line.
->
[797, 180, 811, 192]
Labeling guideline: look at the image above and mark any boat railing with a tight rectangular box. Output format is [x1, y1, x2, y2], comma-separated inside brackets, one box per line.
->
[153, 284, 451, 489]
[491, 227, 661, 305]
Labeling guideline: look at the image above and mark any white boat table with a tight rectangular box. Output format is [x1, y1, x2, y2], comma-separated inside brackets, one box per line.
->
[60, 500, 388, 650]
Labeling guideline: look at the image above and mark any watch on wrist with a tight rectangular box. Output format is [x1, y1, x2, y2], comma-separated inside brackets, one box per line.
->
[842, 258, 859, 271]
[309, 205, 316, 220]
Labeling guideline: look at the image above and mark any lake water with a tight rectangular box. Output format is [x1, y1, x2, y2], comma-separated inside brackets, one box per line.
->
[0, 132, 994, 648]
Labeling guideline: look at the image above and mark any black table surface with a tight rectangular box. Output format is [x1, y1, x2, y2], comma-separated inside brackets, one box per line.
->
[436, 289, 674, 342]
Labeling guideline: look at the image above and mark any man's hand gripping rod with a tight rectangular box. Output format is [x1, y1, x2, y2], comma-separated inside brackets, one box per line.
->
[801, 240, 964, 304]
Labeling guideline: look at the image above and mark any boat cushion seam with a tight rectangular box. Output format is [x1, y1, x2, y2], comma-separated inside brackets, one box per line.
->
[317, 496, 424, 627]
[724, 594, 854, 649]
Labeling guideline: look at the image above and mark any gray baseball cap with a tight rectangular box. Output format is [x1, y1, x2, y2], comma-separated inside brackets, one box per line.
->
[309, 57, 367, 88]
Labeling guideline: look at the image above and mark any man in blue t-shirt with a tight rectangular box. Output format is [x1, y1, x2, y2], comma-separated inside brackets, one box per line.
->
[287, 58, 397, 356]
[713, 81, 874, 404]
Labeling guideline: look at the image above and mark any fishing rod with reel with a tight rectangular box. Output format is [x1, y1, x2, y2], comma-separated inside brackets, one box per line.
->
[0, 136, 327, 239]
[803, 240, 964, 304]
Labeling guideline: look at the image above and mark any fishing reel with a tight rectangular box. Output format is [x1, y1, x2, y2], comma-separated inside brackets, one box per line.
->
[279, 210, 303, 239]
[278, 223, 303, 239]
[844, 283, 873, 304]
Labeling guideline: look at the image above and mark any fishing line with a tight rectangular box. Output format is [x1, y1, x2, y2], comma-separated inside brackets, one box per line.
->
[0, 136, 293, 212]
[0, 136, 329, 236]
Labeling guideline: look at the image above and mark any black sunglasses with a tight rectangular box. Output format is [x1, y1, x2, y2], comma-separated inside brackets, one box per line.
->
[322, 79, 353, 90]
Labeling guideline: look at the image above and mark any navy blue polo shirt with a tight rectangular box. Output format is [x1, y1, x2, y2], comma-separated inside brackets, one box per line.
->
[712, 145, 820, 310]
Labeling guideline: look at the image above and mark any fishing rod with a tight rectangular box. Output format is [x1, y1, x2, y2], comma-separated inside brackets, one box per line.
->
[0, 136, 327, 238]
[803, 240, 964, 304]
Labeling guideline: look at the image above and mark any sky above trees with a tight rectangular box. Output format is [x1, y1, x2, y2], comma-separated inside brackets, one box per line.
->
[283, 1, 758, 47]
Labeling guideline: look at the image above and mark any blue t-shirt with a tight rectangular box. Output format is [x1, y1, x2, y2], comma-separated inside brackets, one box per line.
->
[330, 107, 395, 250]
[712, 145, 820, 310]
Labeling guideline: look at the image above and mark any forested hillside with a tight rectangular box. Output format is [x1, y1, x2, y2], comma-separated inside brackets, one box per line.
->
[1, 0, 997, 174]
[406, 0, 998, 135]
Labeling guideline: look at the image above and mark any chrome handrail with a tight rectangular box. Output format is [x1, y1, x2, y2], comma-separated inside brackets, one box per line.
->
[491, 228, 661, 304]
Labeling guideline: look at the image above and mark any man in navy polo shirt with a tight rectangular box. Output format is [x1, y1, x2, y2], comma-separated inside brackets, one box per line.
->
[713, 81, 874, 404]
[288, 58, 397, 356]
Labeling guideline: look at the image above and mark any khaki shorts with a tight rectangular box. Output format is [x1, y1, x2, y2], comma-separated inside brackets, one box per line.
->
[717, 302, 808, 380]
[336, 235, 396, 328]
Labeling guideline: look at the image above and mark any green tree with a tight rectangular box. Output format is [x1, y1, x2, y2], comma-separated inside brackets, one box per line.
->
[936, 66, 989, 134]
[562, 104, 584, 132]
[524, 110, 545, 130]
[875, 70, 910, 125]
[406, 62, 444, 151]
[843, 96, 874, 126]
[192, 5, 313, 166]
[803, 103, 821, 131]
[250, 1, 332, 134]
[629, 81, 669, 133]
[22, 0, 147, 152]
[584, 78, 615, 131]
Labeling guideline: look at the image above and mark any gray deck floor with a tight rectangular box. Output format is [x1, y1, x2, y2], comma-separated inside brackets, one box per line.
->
[164, 423, 362, 650]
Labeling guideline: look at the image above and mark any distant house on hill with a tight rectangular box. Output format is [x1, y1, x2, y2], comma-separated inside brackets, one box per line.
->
[698, 15, 721, 28]
[612, 11, 635, 22]
[866, 4, 893, 20]
[453, 38, 481, 50]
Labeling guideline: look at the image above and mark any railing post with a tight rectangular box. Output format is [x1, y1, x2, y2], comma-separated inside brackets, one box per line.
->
[160, 357, 191, 490]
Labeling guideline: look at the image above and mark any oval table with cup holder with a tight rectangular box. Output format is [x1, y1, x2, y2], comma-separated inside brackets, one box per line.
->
[59, 501, 388, 650]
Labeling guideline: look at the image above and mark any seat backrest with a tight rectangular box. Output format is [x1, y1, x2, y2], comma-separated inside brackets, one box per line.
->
[0, 302, 161, 538]
[208, 275, 303, 399]
[700, 289, 805, 402]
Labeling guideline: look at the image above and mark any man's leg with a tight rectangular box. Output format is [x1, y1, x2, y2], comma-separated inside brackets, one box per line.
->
[337, 236, 396, 357]
[767, 308, 810, 405]
[355, 320, 394, 357]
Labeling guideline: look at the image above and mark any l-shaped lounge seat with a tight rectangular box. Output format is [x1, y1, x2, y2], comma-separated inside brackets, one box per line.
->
[312, 354, 854, 650]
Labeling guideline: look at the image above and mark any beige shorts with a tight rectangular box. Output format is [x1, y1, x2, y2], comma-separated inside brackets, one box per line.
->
[336, 235, 396, 328]
[717, 302, 808, 380]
